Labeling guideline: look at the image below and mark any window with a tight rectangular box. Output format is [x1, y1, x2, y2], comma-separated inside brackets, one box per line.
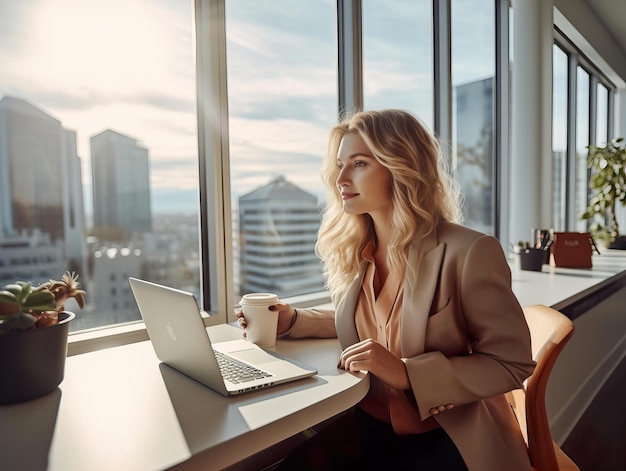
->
[596, 83, 609, 146]
[362, 0, 433, 128]
[224, 0, 336, 304]
[0, 0, 199, 332]
[551, 33, 616, 233]
[2, 1, 619, 349]
[552, 44, 568, 231]
[588, 81, 611, 232]
[451, 0, 496, 235]
[575, 66, 590, 232]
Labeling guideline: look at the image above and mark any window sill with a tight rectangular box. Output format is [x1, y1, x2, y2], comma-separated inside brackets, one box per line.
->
[68, 321, 149, 356]
[67, 290, 333, 356]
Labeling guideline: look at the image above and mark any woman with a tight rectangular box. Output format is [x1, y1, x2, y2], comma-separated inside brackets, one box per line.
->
[238, 109, 535, 470]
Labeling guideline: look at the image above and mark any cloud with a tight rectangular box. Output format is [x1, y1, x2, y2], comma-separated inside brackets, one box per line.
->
[1, 0, 454, 216]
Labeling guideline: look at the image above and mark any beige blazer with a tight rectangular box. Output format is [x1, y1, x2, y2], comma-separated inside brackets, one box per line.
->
[289, 222, 535, 471]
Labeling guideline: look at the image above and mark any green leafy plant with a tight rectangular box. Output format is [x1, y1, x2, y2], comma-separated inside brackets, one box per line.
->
[0, 271, 86, 335]
[581, 137, 626, 245]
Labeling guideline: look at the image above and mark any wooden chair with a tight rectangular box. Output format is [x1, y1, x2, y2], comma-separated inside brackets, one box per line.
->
[507, 305, 580, 471]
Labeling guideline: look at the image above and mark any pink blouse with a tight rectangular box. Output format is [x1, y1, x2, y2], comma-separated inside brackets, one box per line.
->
[354, 244, 439, 435]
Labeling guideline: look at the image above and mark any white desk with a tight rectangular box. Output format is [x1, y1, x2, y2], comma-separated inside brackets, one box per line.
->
[0, 325, 368, 471]
[1, 251, 624, 471]
[509, 249, 626, 314]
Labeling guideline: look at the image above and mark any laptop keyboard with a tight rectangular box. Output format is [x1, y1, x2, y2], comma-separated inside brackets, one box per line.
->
[214, 351, 273, 384]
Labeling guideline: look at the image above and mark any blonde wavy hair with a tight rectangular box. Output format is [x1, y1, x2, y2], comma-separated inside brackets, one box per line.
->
[315, 109, 463, 299]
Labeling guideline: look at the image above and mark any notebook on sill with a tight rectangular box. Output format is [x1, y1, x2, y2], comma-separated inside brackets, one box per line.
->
[128, 277, 317, 396]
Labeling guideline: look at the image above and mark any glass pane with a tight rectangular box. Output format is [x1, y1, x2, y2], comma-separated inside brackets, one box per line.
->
[552, 45, 568, 231]
[451, 0, 495, 235]
[0, 0, 199, 332]
[590, 81, 611, 236]
[363, 0, 433, 130]
[596, 83, 609, 146]
[225, 1, 336, 301]
[575, 67, 590, 231]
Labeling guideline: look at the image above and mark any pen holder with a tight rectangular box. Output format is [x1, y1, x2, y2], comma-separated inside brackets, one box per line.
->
[520, 248, 546, 271]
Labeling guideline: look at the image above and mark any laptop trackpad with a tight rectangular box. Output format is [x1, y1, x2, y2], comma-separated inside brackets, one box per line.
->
[229, 348, 279, 365]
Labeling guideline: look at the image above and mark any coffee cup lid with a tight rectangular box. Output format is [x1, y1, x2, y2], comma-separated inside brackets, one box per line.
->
[240, 293, 279, 305]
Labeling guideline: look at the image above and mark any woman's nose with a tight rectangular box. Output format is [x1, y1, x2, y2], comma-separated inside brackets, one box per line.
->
[336, 167, 349, 186]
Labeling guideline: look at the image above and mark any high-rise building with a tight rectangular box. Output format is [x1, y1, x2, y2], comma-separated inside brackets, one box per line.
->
[84, 245, 144, 329]
[90, 129, 152, 238]
[455, 77, 494, 233]
[0, 95, 85, 283]
[238, 176, 325, 298]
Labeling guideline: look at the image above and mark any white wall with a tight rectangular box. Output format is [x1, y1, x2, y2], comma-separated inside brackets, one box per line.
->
[554, 0, 626, 88]
[546, 286, 626, 444]
[509, 0, 554, 246]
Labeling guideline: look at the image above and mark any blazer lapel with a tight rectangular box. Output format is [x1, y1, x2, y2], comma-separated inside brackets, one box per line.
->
[335, 230, 445, 356]
[401, 230, 446, 357]
[335, 269, 365, 350]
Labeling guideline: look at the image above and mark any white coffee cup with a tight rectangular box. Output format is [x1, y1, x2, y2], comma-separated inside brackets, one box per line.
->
[239, 293, 280, 347]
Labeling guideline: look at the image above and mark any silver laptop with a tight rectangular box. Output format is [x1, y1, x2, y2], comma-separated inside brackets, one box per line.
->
[129, 277, 317, 396]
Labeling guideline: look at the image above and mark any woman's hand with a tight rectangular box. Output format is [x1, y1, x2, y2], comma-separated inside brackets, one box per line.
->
[339, 339, 411, 390]
[236, 302, 296, 336]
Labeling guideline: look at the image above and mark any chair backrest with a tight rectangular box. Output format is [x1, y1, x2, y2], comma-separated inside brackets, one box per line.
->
[515, 305, 575, 471]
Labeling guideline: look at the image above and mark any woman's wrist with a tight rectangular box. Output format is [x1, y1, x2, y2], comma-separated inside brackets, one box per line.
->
[277, 308, 298, 335]
[289, 309, 298, 329]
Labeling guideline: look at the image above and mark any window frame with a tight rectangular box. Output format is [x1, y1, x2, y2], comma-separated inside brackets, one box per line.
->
[67, 0, 512, 354]
[195, 0, 232, 327]
[552, 28, 617, 232]
[67, 0, 231, 355]
[68, 0, 622, 355]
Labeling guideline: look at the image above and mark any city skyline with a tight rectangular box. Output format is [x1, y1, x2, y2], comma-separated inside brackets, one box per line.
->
[0, 0, 497, 218]
[0, 0, 504, 334]
[0, 0, 331, 216]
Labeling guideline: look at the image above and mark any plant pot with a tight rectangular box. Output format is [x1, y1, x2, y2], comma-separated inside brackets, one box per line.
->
[609, 235, 626, 250]
[0, 311, 74, 405]
[519, 248, 546, 271]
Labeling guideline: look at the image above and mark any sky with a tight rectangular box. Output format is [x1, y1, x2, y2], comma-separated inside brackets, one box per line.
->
[0, 0, 496, 215]
[0, 0, 198, 213]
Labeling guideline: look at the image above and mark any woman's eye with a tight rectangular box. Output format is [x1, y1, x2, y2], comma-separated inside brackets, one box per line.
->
[354, 161, 365, 167]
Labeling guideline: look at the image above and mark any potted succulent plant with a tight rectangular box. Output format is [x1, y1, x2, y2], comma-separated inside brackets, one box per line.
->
[581, 137, 626, 249]
[0, 271, 86, 404]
